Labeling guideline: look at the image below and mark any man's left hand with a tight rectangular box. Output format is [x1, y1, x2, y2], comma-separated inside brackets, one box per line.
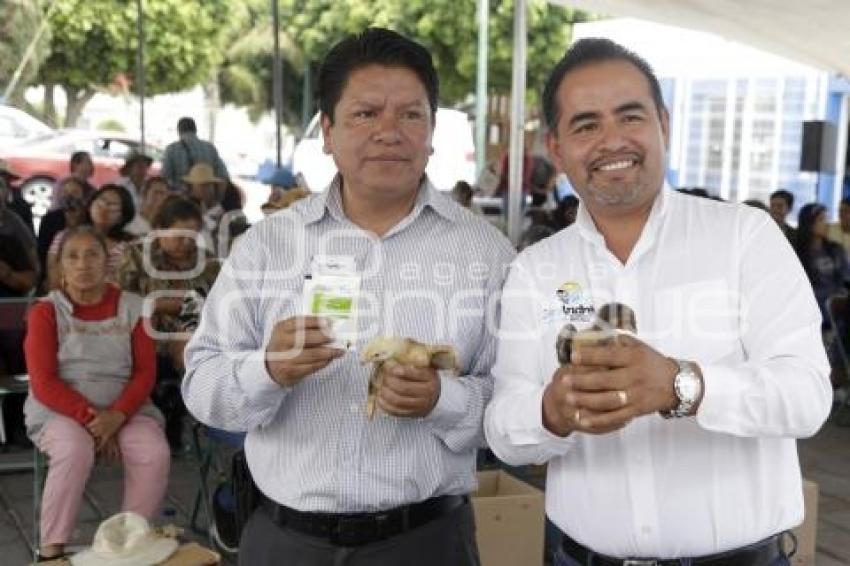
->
[377, 364, 441, 418]
[567, 334, 679, 429]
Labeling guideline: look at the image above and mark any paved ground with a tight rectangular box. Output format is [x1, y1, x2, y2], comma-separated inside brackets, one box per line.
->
[1, 416, 848, 565]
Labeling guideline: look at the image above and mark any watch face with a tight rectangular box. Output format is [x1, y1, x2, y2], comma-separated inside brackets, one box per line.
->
[677, 372, 700, 403]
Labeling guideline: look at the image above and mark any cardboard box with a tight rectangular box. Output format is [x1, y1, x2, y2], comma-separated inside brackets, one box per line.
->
[472, 471, 545, 566]
[790, 479, 818, 566]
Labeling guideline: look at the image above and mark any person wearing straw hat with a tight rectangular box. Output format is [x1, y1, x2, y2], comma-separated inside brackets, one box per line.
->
[181, 163, 227, 256]
[161, 117, 229, 190]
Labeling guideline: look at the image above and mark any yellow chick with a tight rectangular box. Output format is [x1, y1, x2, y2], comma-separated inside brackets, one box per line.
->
[360, 336, 459, 420]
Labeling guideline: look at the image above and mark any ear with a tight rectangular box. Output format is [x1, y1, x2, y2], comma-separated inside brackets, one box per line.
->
[660, 107, 670, 150]
[321, 113, 333, 155]
[545, 131, 564, 173]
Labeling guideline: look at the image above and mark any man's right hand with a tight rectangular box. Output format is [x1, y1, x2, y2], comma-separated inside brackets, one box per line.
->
[542, 366, 632, 437]
[265, 316, 345, 387]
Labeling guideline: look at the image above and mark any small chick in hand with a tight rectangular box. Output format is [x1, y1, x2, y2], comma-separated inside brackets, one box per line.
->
[360, 337, 459, 419]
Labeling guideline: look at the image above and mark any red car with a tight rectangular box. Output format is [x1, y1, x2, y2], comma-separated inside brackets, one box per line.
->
[0, 129, 161, 220]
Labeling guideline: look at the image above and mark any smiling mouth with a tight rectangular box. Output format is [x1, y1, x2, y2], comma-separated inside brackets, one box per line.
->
[593, 159, 638, 173]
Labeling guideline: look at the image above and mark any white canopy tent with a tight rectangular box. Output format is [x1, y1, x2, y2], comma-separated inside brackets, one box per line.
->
[503, 0, 850, 243]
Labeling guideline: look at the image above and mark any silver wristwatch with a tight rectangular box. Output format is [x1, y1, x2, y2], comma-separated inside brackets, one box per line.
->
[660, 359, 702, 418]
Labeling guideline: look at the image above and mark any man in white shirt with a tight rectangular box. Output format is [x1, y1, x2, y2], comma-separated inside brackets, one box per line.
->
[485, 38, 832, 566]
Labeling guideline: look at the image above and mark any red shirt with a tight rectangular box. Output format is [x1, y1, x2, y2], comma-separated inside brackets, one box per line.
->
[24, 284, 156, 425]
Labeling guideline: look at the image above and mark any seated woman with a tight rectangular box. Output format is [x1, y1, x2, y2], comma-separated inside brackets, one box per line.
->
[125, 176, 172, 237]
[23, 226, 170, 562]
[118, 194, 220, 449]
[794, 202, 850, 320]
[46, 184, 135, 290]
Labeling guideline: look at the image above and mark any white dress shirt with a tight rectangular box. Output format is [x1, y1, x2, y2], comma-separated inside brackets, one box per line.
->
[484, 187, 832, 558]
[183, 178, 515, 513]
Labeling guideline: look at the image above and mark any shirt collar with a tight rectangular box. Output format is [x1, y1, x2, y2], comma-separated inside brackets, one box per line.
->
[301, 174, 461, 227]
[575, 182, 673, 247]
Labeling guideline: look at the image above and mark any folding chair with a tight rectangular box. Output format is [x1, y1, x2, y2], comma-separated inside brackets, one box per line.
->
[32, 447, 46, 561]
[825, 293, 850, 424]
[189, 422, 245, 547]
[0, 297, 35, 447]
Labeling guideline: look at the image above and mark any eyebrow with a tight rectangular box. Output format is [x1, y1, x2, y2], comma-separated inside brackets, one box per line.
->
[566, 101, 649, 128]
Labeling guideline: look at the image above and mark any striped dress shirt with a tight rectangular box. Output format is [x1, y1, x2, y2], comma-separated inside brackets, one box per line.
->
[182, 177, 515, 512]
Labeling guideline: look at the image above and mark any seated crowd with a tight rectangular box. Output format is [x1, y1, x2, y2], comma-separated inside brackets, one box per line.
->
[0, 140, 312, 561]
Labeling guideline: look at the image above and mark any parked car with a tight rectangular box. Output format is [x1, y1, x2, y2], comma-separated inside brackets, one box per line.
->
[0, 130, 161, 219]
[0, 105, 54, 150]
[292, 108, 476, 192]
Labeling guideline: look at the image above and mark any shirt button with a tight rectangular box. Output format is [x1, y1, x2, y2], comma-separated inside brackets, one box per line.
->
[349, 403, 359, 415]
[641, 525, 652, 535]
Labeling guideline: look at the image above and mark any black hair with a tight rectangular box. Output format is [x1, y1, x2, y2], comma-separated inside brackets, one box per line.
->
[742, 198, 768, 211]
[141, 175, 171, 198]
[542, 38, 665, 133]
[530, 157, 556, 191]
[793, 202, 838, 281]
[69, 150, 91, 170]
[316, 27, 438, 124]
[85, 184, 135, 241]
[177, 117, 197, 134]
[770, 189, 794, 209]
[151, 194, 202, 230]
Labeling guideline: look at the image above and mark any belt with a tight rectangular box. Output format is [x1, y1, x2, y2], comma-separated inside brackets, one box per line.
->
[261, 494, 467, 547]
[561, 532, 785, 566]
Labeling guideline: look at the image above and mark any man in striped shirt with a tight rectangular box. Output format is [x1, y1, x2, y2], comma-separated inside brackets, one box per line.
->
[182, 28, 515, 565]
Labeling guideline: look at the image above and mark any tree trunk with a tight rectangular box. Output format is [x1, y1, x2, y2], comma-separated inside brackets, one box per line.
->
[63, 86, 96, 128]
[43, 83, 58, 128]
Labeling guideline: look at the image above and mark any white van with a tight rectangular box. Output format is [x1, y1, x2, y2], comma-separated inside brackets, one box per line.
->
[293, 108, 476, 192]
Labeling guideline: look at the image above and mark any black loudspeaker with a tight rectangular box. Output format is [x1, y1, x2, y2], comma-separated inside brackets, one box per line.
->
[800, 120, 836, 173]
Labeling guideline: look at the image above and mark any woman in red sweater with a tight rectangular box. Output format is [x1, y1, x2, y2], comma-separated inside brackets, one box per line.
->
[24, 225, 170, 562]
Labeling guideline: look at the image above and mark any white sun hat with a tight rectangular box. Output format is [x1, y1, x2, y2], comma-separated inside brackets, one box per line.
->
[71, 512, 179, 566]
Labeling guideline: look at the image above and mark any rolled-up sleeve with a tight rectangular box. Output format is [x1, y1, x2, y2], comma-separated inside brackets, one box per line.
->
[697, 216, 832, 438]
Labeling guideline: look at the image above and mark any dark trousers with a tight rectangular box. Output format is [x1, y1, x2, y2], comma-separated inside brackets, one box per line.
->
[239, 499, 480, 566]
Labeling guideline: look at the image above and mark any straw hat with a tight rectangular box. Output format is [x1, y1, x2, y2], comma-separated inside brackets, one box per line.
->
[181, 163, 223, 186]
[261, 187, 310, 214]
[0, 158, 21, 180]
[120, 151, 153, 176]
[70, 512, 179, 566]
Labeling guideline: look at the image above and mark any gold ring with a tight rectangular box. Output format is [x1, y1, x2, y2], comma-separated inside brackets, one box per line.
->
[574, 408, 581, 424]
[617, 390, 628, 406]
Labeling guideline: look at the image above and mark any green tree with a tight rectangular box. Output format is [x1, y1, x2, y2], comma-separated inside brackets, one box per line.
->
[217, 0, 307, 127]
[38, 0, 232, 127]
[280, 0, 591, 106]
[216, 0, 590, 131]
[0, 0, 50, 104]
